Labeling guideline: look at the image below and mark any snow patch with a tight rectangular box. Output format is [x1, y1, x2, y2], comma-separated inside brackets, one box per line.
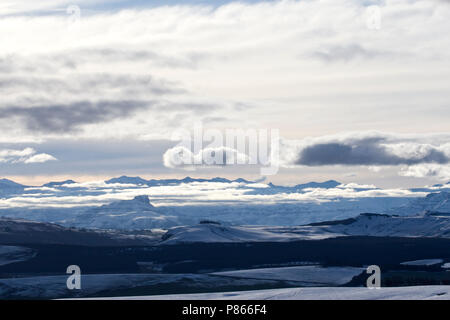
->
[400, 259, 444, 266]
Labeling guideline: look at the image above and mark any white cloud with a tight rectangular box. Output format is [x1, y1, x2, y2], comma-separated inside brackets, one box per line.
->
[163, 145, 249, 169]
[0, 147, 57, 164]
[23, 153, 57, 163]
[399, 164, 450, 181]
[336, 183, 377, 189]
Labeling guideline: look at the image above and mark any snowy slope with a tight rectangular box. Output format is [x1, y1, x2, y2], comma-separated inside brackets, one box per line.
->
[69, 196, 180, 230]
[161, 213, 450, 244]
[327, 213, 450, 238]
[0, 273, 286, 299]
[400, 259, 443, 266]
[0, 179, 26, 197]
[108, 286, 450, 300]
[0, 273, 212, 299]
[212, 266, 363, 286]
[390, 192, 450, 215]
[160, 223, 341, 244]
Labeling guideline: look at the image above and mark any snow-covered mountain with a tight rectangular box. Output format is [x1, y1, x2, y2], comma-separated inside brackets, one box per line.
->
[161, 212, 450, 244]
[250, 180, 341, 195]
[68, 195, 180, 230]
[324, 212, 450, 238]
[0, 179, 26, 197]
[295, 180, 341, 189]
[2, 176, 449, 231]
[160, 223, 333, 244]
[105, 176, 253, 186]
[105, 176, 150, 185]
[42, 180, 76, 188]
[390, 192, 450, 215]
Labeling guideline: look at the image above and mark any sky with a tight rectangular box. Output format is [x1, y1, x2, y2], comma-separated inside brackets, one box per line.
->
[0, 0, 449, 187]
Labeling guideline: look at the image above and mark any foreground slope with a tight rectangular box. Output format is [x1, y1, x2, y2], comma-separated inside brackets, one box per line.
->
[92, 286, 450, 300]
[161, 212, 450, 244]
[0, 218, 159, 246]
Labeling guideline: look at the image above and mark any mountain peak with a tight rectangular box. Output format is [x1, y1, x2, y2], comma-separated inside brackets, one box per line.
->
[426, 191, 449, 199]
[121, 194, 154, 207]
[133, 195, 152, 204]
[43, 180, 76, 187]
[0, 178, 26, 188]
[105, 176, 149, 185]
[92, 195, 155, 212]
[295, 180, 340, 189]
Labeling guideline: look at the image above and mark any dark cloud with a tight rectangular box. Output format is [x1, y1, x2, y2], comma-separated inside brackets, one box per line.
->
[0, 74, 184, 96]
[0, 100, 154, 133]
[0, 99, 223, 133]
[296, 138, 449, 166]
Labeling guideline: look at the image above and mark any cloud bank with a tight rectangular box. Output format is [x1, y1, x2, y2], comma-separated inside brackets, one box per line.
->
[281, 132, 450, 180]
[163, 131, 450, 181]
[291, 135, 450, 166]
[0, 148, 57, 164]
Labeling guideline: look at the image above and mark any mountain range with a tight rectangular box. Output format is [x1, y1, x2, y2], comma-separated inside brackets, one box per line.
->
[0, 176, 449, 231]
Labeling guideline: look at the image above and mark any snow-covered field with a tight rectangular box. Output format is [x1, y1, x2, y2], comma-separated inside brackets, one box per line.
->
[0, 273, 282, 299]
[0, 266, 364, 299]
[99, 286, 450, 300]
[400, 259, 444, 266]
[212, 266, 364, 286]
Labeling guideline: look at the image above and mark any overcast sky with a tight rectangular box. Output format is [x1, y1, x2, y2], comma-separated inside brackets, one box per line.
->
[0, 0, 449, 187]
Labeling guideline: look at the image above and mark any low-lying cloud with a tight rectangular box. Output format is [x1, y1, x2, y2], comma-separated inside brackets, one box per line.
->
[0, 147, 57, 164]
[276, 132, 449, 167]
[280, 132, 450, 181]
[296, 140, 449, 166]
[400, 164, 450, 181]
